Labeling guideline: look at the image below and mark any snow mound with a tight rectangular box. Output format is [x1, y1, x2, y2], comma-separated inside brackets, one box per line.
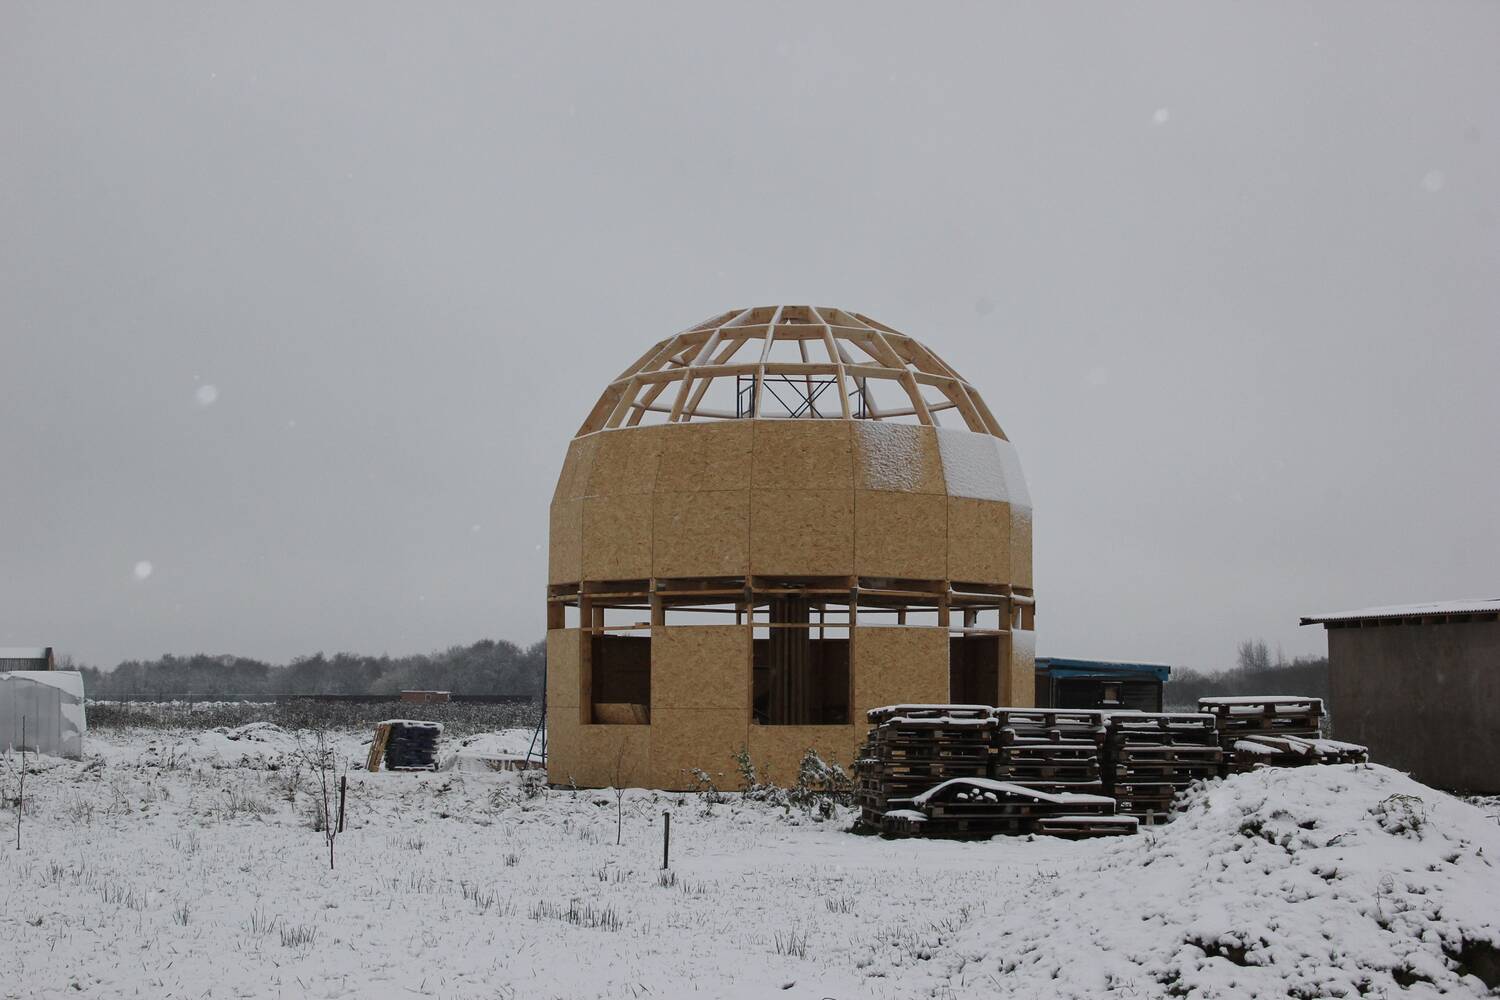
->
[924, 764, 1500, 998]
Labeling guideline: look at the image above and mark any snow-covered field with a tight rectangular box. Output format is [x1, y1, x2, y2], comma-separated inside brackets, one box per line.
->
[3, 724, 1499, 999]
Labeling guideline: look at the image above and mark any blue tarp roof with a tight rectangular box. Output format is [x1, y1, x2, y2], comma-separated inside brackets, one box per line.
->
[1035, 657, 1171, 682]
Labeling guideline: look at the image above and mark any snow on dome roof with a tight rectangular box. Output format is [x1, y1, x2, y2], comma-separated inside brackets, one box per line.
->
[575, 305, 1008, 438]
[1299, 598, 1500, 625]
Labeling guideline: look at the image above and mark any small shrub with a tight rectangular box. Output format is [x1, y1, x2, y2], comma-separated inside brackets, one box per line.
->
[279, 923, 317, 949]
[774, 928, 809, 959]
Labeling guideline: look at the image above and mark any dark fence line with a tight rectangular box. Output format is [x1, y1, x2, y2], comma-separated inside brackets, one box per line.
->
[93, 693, 535, 705]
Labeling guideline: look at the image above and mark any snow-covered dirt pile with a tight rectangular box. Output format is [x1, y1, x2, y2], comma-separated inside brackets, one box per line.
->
[3, 730, 1498, 999]
[909, 764, 1500, 998]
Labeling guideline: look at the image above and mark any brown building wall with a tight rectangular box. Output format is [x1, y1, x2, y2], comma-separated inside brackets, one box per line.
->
[1328, 620, 1500, 794]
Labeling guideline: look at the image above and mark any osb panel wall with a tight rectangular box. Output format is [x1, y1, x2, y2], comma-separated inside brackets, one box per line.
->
[751, 420, 853, 491]
[947, 497, 1011, 585]
[854, 490, 946, 579]
[553, 434, 602, 502]
[546, 628, 582, 716]
[652, 490, 750, 579]
[746, 723, 860, 784]
[851, 423, 945, 494]
[654, 422, 753, 493]
[649, 708, 748, 790]
[544, 706, 581, 785]
[651, 625, 750, 712]
[750, 489, 855, 576]
[585, 425, 666, 496]
[1011, 505, 1034, 589]
[1006, 631, 1036, 707]
[852, 626, 950, 718]
[582, 494, 654, 580]
[548, 499, 583, 584]
[570, 725, 651, 788]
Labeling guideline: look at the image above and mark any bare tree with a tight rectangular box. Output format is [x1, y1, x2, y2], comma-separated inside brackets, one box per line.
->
[299, 731, 346, 869]
[612, 743, 628, 846]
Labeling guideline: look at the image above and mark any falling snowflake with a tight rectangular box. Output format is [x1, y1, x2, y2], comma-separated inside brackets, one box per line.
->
[1152, 108, 1171, 125]
[133, 561, 154, 581]
[1421, 170, 1445, 193]
[195, 384, 219, 406]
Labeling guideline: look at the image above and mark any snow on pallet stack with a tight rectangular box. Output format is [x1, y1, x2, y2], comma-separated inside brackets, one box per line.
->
[1197, 697, 1368, 773]
[1103, 713, 1223, 825]
[366, 720, 444, 772]
[858, 705, 1137, 840]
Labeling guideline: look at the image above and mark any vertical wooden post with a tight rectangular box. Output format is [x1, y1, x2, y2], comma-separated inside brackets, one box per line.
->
[337, 774, 347, 833]
[661, 811, 671, 869]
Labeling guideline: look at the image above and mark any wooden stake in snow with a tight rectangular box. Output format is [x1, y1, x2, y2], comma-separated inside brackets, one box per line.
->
[661, 811, 670, 870]
[337, 775, 347, 834]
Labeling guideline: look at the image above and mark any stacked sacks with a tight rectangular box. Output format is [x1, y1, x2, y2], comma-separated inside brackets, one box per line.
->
[381, 720, 444, 770]
[1197, 697, 1368, 773]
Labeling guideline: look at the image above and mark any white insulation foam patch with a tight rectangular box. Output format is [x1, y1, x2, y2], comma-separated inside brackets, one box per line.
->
[936, 428, 1031, 507]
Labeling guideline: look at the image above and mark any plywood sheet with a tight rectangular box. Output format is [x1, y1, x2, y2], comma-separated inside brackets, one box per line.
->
[651, 625, 750, 712]
[750, 420, 853, 491]
[544, 704, 581, 785]
[545, 628, 581, 711]
[582, 494, 653, 581]
[852, 423, 944, 494]
[548, 498, 583, 585]
[652, 490, 751, 579]
[947, 497, 1011, 586]
[649, 708, 749, 790]
[654, 421, 753, 493]
[746, 723, 859, 787]
[572, 724, 652, 788]
[554, 433, 603, 501]
[750, 488, 854, 576]
[1005, 629, 1036, 708]
[585, 426, 666, 497]
[1011, 504, 1034, 589]
[854, 490, 946, 579]
[852, 626, 950, 719]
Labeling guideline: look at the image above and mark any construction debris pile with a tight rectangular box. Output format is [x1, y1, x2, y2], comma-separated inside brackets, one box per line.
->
[1198, 696, 1369, 771]
[366, 720, 444, 772]
[857, 699, 1368, 839]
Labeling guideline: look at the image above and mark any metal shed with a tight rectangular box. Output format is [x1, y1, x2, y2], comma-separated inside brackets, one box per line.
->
[1301, 599, 1500, 794]
[1034, 657, 1170, 712]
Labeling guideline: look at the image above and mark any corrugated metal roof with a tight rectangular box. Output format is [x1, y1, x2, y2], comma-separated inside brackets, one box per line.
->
[0, 646, 51, 659]
[1300, 599, 1500, 626]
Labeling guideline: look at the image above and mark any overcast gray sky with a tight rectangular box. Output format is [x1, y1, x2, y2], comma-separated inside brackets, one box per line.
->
[3, 3, 1496, 672]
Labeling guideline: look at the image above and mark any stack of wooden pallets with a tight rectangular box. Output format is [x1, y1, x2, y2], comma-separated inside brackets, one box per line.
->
[990, 709, 1108, 795]
[857, 705, 1134, 839]
[883, 777, 1135, 840]
[1103, 713, 1224, 824]
[1197, 697, 1368, 773]
[856, 705, 995, 828]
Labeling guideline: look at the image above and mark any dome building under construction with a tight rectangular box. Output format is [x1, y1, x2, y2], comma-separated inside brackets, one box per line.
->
[545, 305, 1034, 790]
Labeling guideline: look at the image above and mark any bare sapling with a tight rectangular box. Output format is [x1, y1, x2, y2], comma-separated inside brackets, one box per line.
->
[612, 743, 627, 846]
[14, 716, 24, 850]
[300, 731, 346, 869]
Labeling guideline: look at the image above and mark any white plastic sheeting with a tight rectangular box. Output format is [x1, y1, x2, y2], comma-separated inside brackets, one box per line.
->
[1, 670, 86, 758]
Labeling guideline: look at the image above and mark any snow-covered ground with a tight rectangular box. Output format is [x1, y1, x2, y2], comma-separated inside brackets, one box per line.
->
[3, 725, 1499, 999]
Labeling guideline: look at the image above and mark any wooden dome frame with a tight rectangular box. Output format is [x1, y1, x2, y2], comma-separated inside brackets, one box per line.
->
[578, 305, 1007, 437]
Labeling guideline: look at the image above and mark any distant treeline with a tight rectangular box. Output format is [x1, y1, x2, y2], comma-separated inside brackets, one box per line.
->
[1164, 640, 1329, 709]
[75, 639, 546, 699]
